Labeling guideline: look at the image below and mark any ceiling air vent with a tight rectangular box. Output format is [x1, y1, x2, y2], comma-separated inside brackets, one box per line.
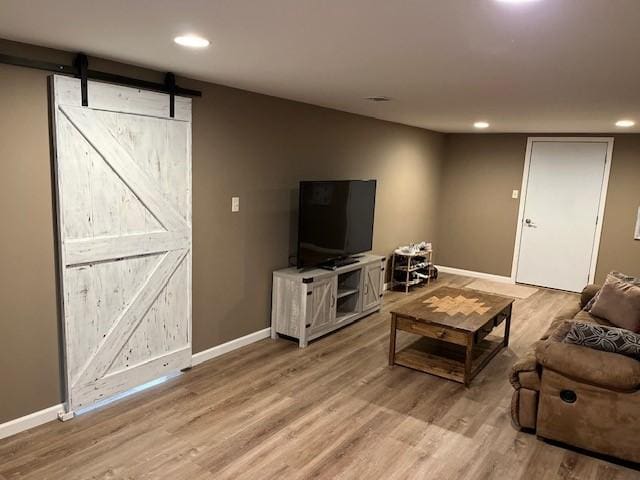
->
[365, 96, 391, 102]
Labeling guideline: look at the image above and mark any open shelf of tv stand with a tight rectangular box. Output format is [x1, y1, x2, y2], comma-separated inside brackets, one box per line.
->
[335, 311, 361, 324]
[337, 287, 359, 299]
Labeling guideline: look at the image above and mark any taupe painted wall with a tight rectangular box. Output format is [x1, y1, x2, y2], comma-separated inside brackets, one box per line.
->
[436, 135, 526, 276]
[0, 41, 443, 422]
[0, 63, 63, 426]
[437, 134, 640, 282]
[186, 77, 444, 352]
[596, 136, 640, 282]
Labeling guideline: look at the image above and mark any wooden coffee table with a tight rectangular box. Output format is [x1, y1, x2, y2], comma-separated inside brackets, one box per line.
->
[389, 286, 514, 386]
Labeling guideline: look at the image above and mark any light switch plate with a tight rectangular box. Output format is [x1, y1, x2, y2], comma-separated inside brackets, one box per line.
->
[231, 196, 240, 212]
[512, 190, 519, 199]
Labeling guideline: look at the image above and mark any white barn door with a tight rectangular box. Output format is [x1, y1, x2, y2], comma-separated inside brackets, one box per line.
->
[51, 75, 192, 414]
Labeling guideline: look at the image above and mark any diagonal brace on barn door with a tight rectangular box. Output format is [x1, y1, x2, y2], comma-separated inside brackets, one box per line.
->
[59, 105, 188, 232]
[71, 248, 188, 388]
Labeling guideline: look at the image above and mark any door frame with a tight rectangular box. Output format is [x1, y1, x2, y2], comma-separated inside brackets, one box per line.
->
[510, 137, 614, 286]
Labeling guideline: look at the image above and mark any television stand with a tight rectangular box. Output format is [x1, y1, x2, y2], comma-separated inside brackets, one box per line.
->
[271, 254, 386, 347]
[318, 257, 359, 271]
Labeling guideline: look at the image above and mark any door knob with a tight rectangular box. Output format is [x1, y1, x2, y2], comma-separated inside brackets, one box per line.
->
[525, 218, 537, 228]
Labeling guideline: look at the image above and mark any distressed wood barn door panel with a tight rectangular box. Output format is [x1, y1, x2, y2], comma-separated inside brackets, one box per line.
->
[52, 75, 192, 414]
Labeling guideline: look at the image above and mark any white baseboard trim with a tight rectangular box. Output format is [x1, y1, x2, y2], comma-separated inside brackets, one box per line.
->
[192, 327, 271, 366]
[436, 265, 514, 284]
[0, 403, 64, 441]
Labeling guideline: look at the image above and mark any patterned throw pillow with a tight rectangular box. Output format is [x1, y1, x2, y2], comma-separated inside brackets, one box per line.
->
[584, 271, 640, 311]
[563, 322, 640, 360]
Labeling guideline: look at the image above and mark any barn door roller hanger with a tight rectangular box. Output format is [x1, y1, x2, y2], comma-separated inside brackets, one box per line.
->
[0, 51, 201, 117]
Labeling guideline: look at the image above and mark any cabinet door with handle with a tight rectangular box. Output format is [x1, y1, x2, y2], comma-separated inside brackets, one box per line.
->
[362, 262, 383, 311]
[307, 277, 337, 333]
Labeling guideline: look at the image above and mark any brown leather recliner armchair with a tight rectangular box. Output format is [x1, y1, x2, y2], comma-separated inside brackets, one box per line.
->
[510, 285, 640, 464]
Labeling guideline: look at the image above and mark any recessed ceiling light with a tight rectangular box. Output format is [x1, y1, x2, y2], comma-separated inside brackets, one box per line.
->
[474, 121, 490, 129]
[174, 35, 210, 48]
[495, 0, 540, 3]
[365, 96, 391, 102]
[615, 119, 635, 128]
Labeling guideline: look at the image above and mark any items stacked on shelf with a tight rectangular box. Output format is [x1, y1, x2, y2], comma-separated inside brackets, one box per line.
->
[391, 242, 435, 293]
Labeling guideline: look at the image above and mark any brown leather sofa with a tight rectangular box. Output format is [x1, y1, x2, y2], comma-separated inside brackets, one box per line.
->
[510, 285, 640, 464]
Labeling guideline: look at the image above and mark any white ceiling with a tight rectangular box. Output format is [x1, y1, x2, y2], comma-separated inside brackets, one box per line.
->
[2, 0, 640, 133]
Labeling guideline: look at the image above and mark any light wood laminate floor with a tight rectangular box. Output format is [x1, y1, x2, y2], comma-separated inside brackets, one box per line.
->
[1, 274, 638, 479]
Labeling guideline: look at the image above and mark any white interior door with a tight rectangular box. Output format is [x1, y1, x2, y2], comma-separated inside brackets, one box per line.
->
[515, 140, 610, 292]
[52, 75, 192, 413]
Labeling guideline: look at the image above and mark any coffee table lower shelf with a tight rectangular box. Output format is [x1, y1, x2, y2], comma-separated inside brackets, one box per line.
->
[393, 336, 504, 385]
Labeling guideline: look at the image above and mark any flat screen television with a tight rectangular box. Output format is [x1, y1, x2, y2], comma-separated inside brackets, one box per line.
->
[297, 180, 376, 269]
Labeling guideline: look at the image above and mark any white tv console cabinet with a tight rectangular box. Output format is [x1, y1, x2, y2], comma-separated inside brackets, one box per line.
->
[271, 254, 386, 347]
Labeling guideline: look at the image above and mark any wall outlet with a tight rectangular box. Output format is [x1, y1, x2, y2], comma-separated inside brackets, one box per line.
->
[231, 196, 240, 212]
[512, 190, 519, 199]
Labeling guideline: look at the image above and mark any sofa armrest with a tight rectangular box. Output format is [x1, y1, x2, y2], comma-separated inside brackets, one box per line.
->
[510, 343, 543, 390]
[580, 284, 601, 309]
[509, 357, 540, 390]
[535, 341, 640, 391]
